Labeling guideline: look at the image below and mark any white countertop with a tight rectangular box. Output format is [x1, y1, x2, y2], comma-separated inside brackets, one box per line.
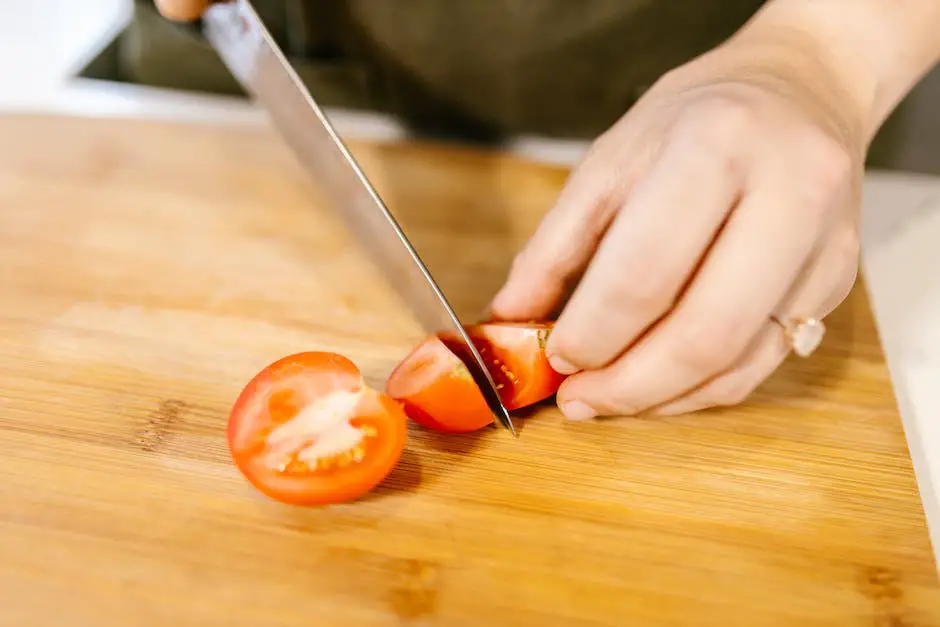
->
[5, 0, 939, 567]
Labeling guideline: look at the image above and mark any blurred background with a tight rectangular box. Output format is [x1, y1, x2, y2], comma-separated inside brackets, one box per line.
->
[6, 0, 940, 173]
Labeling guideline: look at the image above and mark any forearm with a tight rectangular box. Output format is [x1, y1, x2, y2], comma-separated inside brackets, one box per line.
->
[739, 0, 940, 142]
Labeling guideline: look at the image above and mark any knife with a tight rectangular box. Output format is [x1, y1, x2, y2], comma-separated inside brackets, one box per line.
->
[202, 0, 515, 436]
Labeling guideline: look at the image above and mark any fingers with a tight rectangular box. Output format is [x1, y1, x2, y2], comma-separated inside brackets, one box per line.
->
[651, 222, 859, 415]
[155, 0, 213, 21]
[648, 323, 788, 416]
[556, 142, 850, 419]
[487, 157, 630, 322]
[543, 120, 744, 375]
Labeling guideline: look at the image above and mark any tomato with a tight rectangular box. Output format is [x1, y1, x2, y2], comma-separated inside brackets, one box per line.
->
[466, 322, 567, 410]
[385, 322, 567, 433]
[385, 336, 493, 433]
[227, 352, 407, 506]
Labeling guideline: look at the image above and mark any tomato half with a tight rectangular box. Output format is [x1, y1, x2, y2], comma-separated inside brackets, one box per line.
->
[385, 322, 566, 433]
[227, 352, 407, 506]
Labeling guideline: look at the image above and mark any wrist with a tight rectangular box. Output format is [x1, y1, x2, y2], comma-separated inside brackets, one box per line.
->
[737, 0, 940, 144]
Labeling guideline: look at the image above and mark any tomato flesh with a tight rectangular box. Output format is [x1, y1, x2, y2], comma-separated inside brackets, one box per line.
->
[467, 322, 566, 410]
[386, 337, 494, 433]
[386, 322, 566, 433]
[227, 352, 407, 506]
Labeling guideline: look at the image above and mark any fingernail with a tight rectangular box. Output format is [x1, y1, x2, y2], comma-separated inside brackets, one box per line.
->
[548, 354, 579, 375]
[562, 400, 597, 422]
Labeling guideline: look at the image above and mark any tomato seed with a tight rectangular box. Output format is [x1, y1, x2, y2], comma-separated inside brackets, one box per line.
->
[360, 425, 378, 438]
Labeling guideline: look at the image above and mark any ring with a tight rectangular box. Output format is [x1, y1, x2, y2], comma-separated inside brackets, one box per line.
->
[770, 314, 826, 358]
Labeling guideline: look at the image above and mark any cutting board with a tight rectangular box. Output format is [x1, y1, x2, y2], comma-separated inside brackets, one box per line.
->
[0, 114, 937, 627]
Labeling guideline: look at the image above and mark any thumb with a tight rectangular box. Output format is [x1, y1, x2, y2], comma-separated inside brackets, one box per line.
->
[488, 157, 627, 321]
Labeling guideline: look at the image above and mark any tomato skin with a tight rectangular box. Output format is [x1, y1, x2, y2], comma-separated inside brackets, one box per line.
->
[385, 322, 566, 433]
[227, 352, 407, 506]
[385, 337, 493, 433]
[467, 322, 567, 411]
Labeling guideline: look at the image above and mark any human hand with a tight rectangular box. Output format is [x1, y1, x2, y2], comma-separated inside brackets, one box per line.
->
[489, 20, 870, 421]
[154, 0, 215, 21]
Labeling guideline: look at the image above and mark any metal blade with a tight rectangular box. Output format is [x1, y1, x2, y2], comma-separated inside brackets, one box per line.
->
[203, 0, 514, 436]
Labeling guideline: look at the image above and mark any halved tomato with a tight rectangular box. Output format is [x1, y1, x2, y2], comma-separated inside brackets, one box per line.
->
[227, 351, 407, 506]
[385, 322, 566, 433]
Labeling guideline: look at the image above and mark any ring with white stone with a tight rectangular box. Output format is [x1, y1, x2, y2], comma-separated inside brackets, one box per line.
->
[770, 314, 826, 358]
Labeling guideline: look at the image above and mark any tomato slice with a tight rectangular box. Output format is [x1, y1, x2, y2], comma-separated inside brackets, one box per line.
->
[467, 322, 567, 410]
[227, 352, 407, 506]
[385, 337, 493, 433]
[385, 322, 566, 433]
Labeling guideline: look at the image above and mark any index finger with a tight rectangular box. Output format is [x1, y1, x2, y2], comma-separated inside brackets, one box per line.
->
[545, 124, 743, 374]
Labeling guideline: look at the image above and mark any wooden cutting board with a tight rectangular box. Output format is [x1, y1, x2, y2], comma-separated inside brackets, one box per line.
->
[0, 114, 937, 627]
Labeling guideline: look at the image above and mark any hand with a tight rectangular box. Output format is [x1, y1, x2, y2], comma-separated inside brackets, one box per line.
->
[154, 0, 214, 21]
[489, 31, 868, 421]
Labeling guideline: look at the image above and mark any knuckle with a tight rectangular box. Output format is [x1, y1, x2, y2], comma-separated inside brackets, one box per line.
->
[832, 226, 861, 266]
[823, 228, 861, 312]
[709, 97, 758, 135]
[674, 316, 748, 374]
[675, 96, 755, 154]
[826, 273, 858, 317]
[810, 134, 854, 184]
[796, 134, 855, 209]
[611, 269, 675, 319]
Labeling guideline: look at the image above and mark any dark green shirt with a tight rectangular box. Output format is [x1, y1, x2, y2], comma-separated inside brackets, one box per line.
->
[126, 0, 765, 139]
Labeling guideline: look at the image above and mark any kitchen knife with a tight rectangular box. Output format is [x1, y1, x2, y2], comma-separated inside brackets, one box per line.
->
[202, 0, 515, 436]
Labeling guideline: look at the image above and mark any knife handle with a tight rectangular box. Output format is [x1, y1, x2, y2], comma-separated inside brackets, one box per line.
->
[155, 0, 223, 22]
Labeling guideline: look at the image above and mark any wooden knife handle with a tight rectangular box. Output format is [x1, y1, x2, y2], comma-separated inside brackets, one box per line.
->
[154, 0, 225, 22]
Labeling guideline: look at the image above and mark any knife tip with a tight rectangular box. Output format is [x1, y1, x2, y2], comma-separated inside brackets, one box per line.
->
[494, 406, 517, 438]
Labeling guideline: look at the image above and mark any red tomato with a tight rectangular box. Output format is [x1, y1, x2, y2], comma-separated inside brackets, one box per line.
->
[467, 322, 567, 410]
[227, 352, 407, 506]
[385, 322, 566, 433]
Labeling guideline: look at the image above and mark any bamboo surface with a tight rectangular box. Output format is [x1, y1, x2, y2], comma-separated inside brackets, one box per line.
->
[0, 114, 938, 626]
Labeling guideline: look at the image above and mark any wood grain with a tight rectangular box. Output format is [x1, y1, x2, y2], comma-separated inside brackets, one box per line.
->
[0, 114, 937, 627]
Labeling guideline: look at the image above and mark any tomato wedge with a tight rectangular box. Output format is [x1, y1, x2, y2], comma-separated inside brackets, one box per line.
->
[468, 322, 567, 410]
[385, 322, 566, 433]
[227, 352, 407, 506]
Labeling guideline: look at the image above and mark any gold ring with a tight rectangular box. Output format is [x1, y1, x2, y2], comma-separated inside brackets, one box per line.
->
[770, 314, 826, 358]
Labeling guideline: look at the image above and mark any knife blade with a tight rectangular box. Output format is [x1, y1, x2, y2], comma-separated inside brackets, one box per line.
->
[202, 0, 515, 436]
